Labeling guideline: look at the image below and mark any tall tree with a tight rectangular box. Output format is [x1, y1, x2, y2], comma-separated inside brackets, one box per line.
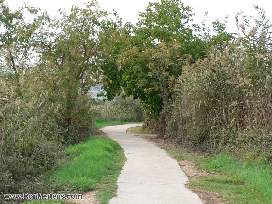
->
[38, 1, 106, 142]
[0, 0, 44, 98]
[100, 0, 207, 125]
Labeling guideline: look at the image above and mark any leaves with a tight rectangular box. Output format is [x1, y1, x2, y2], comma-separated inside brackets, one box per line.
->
[99, 0, 207, 119]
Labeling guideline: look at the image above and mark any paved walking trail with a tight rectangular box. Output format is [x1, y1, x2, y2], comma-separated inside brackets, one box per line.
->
[102, 124, 202, 204]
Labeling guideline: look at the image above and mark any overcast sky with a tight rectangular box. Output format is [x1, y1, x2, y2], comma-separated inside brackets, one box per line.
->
[6, 0, 272, 31]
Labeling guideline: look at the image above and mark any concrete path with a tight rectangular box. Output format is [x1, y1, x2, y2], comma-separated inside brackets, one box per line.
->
[102, 124, 202, 204]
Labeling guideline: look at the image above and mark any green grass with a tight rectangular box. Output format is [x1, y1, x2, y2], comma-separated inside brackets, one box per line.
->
[95, 119, 134, 129]
[25, 137, 124, 204]
[51, 137, 123, 191]
[24, 120, 128, 204]
[190, 153, 272, 204]
[167, 147, 272, 204]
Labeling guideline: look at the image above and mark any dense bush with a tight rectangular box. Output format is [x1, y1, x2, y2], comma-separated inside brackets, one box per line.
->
[0, 0, 102, 199]
[94, 96, 143, 122]
[0, 85, 64, 194]
[0, 70, 97, 201]
[165, 9, 272, 159]
[64, 95, 96, 144]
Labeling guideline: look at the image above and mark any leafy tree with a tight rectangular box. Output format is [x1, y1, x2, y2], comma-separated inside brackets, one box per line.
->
[100, 0, 207, 129]
[136, 0, 207, 60]
[37, 1, 106, 142]
[0, 0, 107, 196]
[98, 15, 129, 99]
[209, 19, 234, 50]
[0, 0, 44, 97]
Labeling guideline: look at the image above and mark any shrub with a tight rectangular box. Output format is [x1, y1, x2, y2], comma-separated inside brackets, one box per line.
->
[0, 69, 95, 196]
[165, 10, 272, 158]
[64, 95, 96, 144]
[94, 96, 143, 122]
[0, 99, 65, 195]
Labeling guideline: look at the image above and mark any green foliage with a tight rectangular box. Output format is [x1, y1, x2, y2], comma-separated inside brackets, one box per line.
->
[0, 93, 65, 195]
[137, 0, 193, 42]
[0, 0, 104, 199]
[37, 1, 106, 143]
[136, 0, 207, 60]
[95, 119, 132, 129]
[165, 7, 272, 157]
[99, 0, 208, 123]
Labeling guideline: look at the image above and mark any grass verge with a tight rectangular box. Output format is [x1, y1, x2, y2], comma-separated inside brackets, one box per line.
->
[192, 153, 272, 204]
[24, 120, 128, 204]
[25, 137, 124, 204]
[51, 137, 124, 193]
[129, 126, 272, 204]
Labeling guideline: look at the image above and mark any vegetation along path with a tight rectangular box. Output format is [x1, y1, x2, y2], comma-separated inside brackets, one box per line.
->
[102, 124, 202, 204]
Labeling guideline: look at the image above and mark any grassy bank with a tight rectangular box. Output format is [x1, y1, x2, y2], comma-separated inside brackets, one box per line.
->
[129, 126, 272, 204]
[51, 137, 124, 203]
[25, 137, 124, 204]
[23, 120, 128, 204]
[199, 155, 272, 204]
[170, 149, 272, 204]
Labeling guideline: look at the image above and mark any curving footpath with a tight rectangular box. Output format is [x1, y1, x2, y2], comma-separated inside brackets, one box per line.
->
[102, 124, 202, 204]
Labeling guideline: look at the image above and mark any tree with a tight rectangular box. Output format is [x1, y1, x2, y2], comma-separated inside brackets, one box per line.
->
[37, 1, 106, 143]
[0, 0, 44, 98]
[100, 0, 207, 129]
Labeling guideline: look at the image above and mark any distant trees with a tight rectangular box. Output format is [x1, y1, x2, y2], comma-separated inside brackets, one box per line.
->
[93, 95, 143, 122]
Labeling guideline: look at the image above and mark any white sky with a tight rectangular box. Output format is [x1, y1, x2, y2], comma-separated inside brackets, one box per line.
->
[6, 0, 272, 31]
